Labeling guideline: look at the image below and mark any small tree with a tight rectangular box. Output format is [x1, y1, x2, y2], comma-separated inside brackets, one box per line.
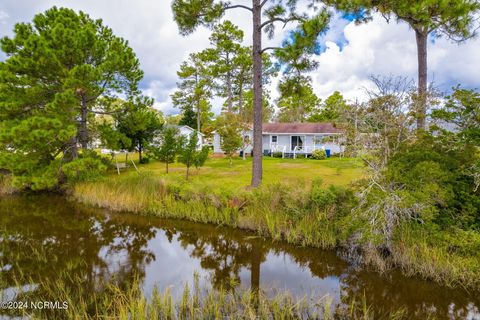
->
[217, 113, 243, 165]
[178, 133, 200, 180]
[150, 126, 183, 173]
[194, 146, 210, 170]
[116, 97, 163, 163]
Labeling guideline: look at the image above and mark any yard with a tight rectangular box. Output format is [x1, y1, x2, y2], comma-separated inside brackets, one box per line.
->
[112, 155, 364, 194]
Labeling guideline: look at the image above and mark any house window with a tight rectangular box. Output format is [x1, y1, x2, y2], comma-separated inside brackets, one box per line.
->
[271, 135, 278, 143]
[291, 136, 304, 151]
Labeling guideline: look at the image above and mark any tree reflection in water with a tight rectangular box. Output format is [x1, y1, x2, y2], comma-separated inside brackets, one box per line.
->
[0, 195, 479, 319]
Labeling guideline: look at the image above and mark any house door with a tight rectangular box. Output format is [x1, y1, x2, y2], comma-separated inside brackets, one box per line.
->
[291, 136, 304, 151]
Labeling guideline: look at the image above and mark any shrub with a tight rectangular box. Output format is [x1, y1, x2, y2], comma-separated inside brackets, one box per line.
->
[62, 157, 107, 183]
[310, 179, 336, 209]
[272, 151, 283, 158]
[311, 149, 327, 160]
[139, 156, 150, 164]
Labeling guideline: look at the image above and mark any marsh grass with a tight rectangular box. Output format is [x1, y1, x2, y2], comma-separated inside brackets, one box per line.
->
[389, 225, 480, 290]
[10, 273, 381, 320]
[0, 174, 16, 195]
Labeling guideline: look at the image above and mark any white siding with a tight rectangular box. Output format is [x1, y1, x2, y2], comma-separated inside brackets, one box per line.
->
[213, 132, 222, 153]
[214, 131, 343, 155]
[178, 126, 203, 150]
[213, 130, 253, 154]
[263, 134, 343, 154]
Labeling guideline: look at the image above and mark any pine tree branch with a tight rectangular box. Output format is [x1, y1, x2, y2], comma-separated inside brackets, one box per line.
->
[260, 16, 299, 29]
[224, 5, 253, 12]
[260, 46, 281, 53]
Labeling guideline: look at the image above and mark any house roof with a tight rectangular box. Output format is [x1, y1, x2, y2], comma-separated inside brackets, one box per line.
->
[261, 122, 342, 134]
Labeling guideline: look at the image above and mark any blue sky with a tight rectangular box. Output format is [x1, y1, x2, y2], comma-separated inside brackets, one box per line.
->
[1, 0, 479, 115]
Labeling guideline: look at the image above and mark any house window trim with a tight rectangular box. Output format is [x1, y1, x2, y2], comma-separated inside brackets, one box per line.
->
[270, 135, 278, 144]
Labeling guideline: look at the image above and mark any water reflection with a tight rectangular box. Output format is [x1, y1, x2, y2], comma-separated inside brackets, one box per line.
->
[0, 195, 478, 319]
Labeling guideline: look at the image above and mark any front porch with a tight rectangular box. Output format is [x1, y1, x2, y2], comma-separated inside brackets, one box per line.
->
[263, 145, 331, 158]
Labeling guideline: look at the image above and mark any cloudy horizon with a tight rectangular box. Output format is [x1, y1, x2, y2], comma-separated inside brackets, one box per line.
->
[1, 0, 479, 116]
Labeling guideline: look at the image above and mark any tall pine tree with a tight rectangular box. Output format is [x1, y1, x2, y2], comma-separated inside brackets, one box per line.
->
[0, 7, 143, 189]
[171, 0, 330, 186]
[328, 0, 480, 130]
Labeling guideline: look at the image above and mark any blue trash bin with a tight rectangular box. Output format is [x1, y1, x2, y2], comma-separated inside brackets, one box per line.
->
[325, 149, 331, 158]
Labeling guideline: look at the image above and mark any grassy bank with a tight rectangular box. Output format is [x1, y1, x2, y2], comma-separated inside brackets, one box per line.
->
[73, 157, 361, 248]
[71, 157, 480, 291]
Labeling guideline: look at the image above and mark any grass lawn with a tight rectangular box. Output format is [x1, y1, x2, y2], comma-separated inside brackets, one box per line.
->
[113, 155, 364, 194]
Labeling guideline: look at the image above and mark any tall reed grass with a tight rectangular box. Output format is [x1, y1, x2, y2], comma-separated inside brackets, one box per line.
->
[0, 173, 16, 195]
[12, 273, 380, 320]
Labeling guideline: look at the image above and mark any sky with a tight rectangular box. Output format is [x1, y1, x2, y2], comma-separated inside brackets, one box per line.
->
[0, 0, 479, 115]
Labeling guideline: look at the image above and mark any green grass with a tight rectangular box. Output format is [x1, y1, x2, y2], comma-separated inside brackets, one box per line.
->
[121, 155, 364, 194]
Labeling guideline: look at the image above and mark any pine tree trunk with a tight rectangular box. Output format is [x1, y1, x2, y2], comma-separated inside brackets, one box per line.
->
[196, 101, 201, 132]
[186, 165, 190, 180]
[138, 141, 142, 163]
[166, 161, 169, 174]
[65, 137, 78, 160]
[251, 0, 263, 188]
[415, 28, 428, 130]
[79, 94, 89, 149]
[238, 81, 244, 116]
[226, 53, 233, 112]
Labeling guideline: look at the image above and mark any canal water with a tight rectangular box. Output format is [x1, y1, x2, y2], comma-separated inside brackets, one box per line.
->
[0, 195, 479, 319]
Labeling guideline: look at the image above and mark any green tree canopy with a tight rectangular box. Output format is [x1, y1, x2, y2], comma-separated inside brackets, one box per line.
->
[116, 97, 163, 163]
[276, 75, 321, 122]
[178, 133, 207, 180]
[216, 113, 244, 165]
[171, 52, 212, 133]
[308, 91, 347, 122]
[149, 126, 184, 173]
[0, 7, 143, 190]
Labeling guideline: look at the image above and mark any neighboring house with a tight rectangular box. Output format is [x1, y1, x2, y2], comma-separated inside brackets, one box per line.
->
[213, 122, 344, 157]
[168, 125, 204, 150]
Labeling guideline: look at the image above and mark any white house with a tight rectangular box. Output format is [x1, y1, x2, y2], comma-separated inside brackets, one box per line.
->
[170, 125, 204, 149]
[213, 122, 344, 158]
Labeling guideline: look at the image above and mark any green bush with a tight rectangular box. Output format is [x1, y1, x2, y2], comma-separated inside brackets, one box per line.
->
[139, 156, 150, 164]
[62, 157, 107, 183]
[309, 178, 335, 208]
[272, 151, 283, 158]
[311, 149, 327, 160]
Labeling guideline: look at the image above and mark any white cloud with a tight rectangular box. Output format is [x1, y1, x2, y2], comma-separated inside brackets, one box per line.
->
[0, 2, 479, 113]
[310, 13, 480, 102]
[0, 10, 8, 24]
